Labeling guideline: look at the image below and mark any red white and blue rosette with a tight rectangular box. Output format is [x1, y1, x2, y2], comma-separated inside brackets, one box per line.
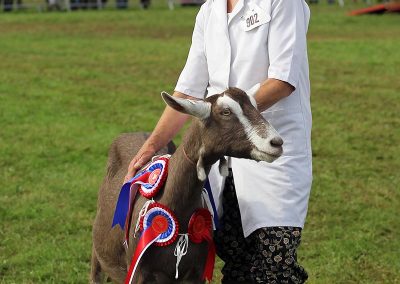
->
[138, 157, 169, 198]
[140, 202, 179, 247]
[125, 202, 179, 284]
[112, 156, 170, 231]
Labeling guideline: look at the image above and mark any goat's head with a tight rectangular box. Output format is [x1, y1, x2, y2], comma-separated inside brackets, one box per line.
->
[161, 87, 283, 181]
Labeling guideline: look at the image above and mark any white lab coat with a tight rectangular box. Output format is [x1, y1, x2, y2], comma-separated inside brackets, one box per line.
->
[175, 0, 312, 237]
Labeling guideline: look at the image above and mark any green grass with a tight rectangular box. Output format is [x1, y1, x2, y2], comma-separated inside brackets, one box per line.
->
[1, 3, 399, 283]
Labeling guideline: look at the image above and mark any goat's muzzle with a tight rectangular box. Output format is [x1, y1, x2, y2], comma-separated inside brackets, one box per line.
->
[250, 134, 283, 163]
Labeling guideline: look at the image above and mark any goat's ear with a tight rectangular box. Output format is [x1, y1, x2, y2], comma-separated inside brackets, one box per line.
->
[161, 91, 211, 120]
[246, 83, 260, 97]
[245, 83, 260, 109]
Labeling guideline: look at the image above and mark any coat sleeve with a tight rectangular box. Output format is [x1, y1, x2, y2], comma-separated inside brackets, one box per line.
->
[267, 0, 310, 89]
[175, 6, 209, 99]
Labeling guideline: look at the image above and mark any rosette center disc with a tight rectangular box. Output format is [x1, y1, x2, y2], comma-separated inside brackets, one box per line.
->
[151, 215, 169, 234]
[148, 169, 161, 185]
[141, 203, 179, 246]
[193, 215, 206, 234]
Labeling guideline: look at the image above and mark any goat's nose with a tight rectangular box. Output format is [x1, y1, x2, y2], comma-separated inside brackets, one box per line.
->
[270, 136, 283, 147]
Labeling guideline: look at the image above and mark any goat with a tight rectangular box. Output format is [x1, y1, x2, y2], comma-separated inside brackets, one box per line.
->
[91, 87, 283, 283]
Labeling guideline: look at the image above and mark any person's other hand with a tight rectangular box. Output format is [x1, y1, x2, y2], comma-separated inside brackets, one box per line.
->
[124, 144, 156, 183]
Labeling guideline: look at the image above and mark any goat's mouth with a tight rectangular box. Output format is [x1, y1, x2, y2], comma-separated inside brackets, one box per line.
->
[250, 147, 283, 163]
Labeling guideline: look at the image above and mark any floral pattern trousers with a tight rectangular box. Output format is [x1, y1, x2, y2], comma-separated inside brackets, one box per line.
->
[214, 171, 308, 283]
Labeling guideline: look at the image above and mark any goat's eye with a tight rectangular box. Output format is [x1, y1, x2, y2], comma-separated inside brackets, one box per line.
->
[222, 108, 231, 116]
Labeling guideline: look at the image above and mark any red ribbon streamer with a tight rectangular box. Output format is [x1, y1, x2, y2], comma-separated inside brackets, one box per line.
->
[123, 171, 153, 246]
[125, 227, 160, 284]
[203, 232, 216, 282]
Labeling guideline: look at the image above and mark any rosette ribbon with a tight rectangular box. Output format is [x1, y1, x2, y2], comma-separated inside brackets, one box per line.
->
[112, 157, 169, 245]
[125, 203, 179, 284]
[188, 208, 216, 282]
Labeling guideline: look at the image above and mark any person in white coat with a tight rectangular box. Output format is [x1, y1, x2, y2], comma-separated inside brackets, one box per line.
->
[125, 0, 312, 282]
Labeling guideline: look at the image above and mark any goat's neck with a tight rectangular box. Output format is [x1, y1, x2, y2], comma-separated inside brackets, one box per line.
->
[160, 121, 218, 218]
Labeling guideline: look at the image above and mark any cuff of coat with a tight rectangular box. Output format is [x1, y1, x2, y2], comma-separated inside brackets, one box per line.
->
[174, 85, 206, 100]
[268, 68, 298, 89]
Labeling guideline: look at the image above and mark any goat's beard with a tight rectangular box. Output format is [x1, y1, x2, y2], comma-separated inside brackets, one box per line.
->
[250, 148, 281, 163]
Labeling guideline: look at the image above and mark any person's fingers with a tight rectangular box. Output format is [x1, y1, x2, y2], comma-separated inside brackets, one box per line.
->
[124, 149, 156, 183]
[124, 157, 139, 183]
[123, 150, 153, 183]
[128, 157, 139, 173]
[133, 155, 148, 169]
[124, 172, 134, 184]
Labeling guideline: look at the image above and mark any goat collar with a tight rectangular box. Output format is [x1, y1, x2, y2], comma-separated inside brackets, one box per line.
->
[182, 146, 197, 167]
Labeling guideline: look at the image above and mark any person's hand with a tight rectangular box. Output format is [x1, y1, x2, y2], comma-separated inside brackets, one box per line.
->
[124, 144, 156, 183]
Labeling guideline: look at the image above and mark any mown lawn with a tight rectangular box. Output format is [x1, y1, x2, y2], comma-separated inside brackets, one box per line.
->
[0, 3, 399, 283]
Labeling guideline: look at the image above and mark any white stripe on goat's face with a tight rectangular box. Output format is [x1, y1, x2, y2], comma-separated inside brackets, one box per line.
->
[216, 93, 282, 162]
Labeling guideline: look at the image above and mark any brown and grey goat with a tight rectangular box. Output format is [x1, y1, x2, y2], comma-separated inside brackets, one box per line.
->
[91, 87, 283, 283]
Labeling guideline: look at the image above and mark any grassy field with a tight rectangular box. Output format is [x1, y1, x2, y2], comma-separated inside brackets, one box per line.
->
[1, 2, 399, 283]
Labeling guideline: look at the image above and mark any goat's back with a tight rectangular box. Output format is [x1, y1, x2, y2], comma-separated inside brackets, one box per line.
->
[91, 132, 175, 283]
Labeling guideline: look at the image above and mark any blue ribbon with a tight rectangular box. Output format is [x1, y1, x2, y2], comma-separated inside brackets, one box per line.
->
[204, 178, 220, 229]
[112, 182, 131, 229]
[112, 170, 147, 229]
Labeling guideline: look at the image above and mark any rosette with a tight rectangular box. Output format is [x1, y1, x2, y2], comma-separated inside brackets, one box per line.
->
[125, 202, 179, 284]
[140, 202, 179, 246]
[138, 157, 169, 198]
[188, 209, 216, 282]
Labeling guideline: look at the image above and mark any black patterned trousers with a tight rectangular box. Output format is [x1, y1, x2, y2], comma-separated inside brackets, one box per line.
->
[214, 171, 308, 284]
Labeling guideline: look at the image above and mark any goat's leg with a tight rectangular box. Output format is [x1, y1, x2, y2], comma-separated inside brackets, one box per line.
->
[180, 268, 206, 284]
[90, 245, 103, 284]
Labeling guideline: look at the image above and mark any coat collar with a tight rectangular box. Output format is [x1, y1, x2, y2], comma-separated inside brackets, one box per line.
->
[212, 0, 228, 33]
[211, 0, 246, 28]
[228, 0, 245, 25]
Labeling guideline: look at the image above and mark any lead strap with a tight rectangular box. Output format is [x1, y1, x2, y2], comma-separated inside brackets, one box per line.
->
[202, 178, 220, 229]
